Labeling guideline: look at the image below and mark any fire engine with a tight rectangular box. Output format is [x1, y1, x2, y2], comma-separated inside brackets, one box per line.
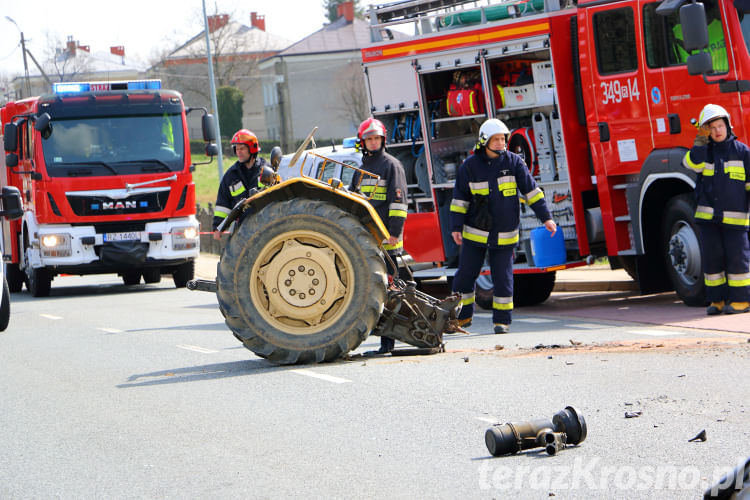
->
[362, 0, 747, 307]
[0, 80, 217, 297]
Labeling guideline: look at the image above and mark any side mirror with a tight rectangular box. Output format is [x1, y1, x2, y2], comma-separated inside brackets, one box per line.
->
[680, 2, 709, 51]
[687, 51, 713, 75]
[270, 146, 283, 171]
[3, 123, 18, 152]
[5, 153, 18, 168]
[0, 186, 23, 220]
[34, 112, 52, 140]
[202, 114, 217, 142]
[205, 143, 219, 157]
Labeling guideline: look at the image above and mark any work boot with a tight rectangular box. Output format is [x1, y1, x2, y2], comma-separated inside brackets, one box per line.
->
[706, 301, 724, 315]
[494, 323, 510, 334]
[377, 336, 395, 354]
[725, 302, 750, 314]
[456, 318, 472, 328]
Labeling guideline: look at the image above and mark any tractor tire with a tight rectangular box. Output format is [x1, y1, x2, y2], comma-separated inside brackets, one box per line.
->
[217, 198, 387, 364]
[142, 268, 162, 284]
[0, 278, 10, 331]
[172, 260, 195, 288]
[662, 193, 705, 306]
[474, 272, 556, 309]
[6, 263, 24, 293]
[122, 271, 141, 286]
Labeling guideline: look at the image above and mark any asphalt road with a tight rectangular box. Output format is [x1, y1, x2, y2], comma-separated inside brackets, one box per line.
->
[1, 273, 748, 499]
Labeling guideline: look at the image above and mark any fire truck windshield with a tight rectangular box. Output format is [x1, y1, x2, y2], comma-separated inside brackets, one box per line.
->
[40, 113, 185, 177]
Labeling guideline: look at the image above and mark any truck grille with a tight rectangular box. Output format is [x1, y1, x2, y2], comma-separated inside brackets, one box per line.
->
[66, 191, 170, 217]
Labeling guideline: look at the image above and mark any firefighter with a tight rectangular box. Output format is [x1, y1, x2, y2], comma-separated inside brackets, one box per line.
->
[351, 117, 408, 353]
[212, 129, 270, 238]
[450, 119, 556, 333]
[682, 104, 750, 314]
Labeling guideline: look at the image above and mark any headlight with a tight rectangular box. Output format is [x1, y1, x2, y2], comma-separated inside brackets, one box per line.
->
[40, 233, 72, 257]
[171, 225, 198, 251]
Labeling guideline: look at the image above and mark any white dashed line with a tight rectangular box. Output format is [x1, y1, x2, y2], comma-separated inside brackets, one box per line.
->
[176, 344, 218, 354]
[629, 329, 685, 336]
[97, 327, 123, 333]
[570, 323, 608, 329]
[474, 416, 497, 424]
[290, 369, 351, 384]
[39, 314, 63, 320]
[515, 317, 556, 323]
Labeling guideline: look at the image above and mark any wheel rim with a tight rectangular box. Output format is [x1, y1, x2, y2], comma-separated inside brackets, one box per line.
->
[667, 220, 701, 287]
[250, 230, 353, 335]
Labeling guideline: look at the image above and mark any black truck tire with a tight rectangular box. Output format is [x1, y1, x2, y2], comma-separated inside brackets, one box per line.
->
[172, 261, 195, 288]
[0, 278, 10, 331]
[6, 263, 24, 293]
[142, 268, 162, 284]
[122, 271, 141, 286]
[474, 272, 556, 309]
[216, 198, 387, 364]
[661, 193, 705, 306]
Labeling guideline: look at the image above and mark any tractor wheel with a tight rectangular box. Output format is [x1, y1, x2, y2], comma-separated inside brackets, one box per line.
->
[6, 263, 24, 293]
[142, 268, 162, 284]
[172, 261, 194, 288]
[0, 278, 10, 331]
[122, 271, 141, 286]
[662, 193, 705, 306]
[217, 198, 387, 364]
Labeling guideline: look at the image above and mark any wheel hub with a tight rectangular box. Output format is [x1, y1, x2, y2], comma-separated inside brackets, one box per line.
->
[668, 223, 701, 285]
[256, 238, 346, 326]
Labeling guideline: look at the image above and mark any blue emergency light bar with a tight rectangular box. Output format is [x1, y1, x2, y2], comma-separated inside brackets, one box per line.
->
[52, 79, 162, 94]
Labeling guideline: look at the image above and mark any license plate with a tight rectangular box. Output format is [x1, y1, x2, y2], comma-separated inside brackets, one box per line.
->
[104, 231, 141, 242]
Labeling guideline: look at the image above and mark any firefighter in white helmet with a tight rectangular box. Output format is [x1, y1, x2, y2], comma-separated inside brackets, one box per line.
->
[449, 118, 556, 333]
[350, 117, 408, 353]
[683, 103, 750, 314]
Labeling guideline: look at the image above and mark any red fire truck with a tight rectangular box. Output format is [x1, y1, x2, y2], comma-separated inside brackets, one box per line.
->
[0, 79, 217, 297]
[362, 0, 747, 307]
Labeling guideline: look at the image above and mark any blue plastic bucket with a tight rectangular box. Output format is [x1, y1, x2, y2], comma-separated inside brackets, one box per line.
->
[530, 227, 566, 267]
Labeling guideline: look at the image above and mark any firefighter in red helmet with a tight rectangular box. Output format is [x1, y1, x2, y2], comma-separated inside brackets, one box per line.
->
[212, 129, 270, 237]
[351, 117, 408, 354]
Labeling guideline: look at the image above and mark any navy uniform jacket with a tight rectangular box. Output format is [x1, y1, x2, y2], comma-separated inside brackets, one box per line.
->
[351, 149, 408, 251]
[683, 134, 750, 229]
[450, 149, 551, 247]
[212, 157, 269, 230]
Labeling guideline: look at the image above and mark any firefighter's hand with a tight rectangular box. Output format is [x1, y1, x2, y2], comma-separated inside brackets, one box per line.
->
[544, 219, 557, 237]
[386, 236, 398, 246]
[452, 231, 462, 245]
[694, 129, 710, 147]
[213, 230, 222, 241]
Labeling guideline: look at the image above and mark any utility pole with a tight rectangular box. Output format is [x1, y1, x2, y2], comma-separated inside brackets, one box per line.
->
[5, 16, 31, 98]
[201, 0, 224, 177]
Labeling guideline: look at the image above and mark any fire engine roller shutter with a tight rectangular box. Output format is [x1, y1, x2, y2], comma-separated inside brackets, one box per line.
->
[365, 59, 419, 113]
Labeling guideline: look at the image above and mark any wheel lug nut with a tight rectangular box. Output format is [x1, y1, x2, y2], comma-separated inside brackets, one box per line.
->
[308, 269, 314, 276]
[285, 279, 292, 286]
[289, 289, 296, 296]
[299, 293, 306, 299]
[312, 278, 319, 285]
[289, 270, 295, 276]
[298, 265, 305, 272]
[309, 289, 315, 295]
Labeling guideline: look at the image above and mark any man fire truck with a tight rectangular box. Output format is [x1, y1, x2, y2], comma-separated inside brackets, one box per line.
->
[361, 0, 749, 307]
[1, 79, 217, 296]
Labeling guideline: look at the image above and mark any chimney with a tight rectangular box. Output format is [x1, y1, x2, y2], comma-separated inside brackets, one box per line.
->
[337, 1, 354, 22]
[250, 12, 266, 31]
[207, 14, 230, 32]
[110, 46, 125, 57]
[66, 35, 76, 56]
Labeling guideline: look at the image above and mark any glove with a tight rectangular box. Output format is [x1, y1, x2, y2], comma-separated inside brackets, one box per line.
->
[694, 131, 709, 147]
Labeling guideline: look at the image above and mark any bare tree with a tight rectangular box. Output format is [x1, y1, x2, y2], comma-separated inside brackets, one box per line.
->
[337, 64, 369, 129]
[42, 31, 94, 83]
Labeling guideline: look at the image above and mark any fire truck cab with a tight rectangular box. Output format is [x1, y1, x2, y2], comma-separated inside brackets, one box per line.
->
[1, 80, 217, 297]
[361, 0, 750, 307]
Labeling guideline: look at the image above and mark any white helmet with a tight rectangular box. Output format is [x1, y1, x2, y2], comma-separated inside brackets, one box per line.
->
[477, 118, 510, 148]
[698, 103, 732, 128]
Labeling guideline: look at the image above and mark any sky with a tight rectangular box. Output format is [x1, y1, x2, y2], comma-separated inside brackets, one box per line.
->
[0, 0, 330, 77]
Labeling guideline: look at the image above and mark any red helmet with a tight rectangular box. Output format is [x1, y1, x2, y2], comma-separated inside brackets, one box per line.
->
[231, 129, 260, 154]
[357, 118, 387, 141]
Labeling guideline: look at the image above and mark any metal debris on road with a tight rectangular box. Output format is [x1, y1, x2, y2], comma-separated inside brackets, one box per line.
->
[688, 429, 707, 442]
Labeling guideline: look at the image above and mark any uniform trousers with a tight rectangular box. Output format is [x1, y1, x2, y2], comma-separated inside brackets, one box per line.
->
[452, 243, 515, 325]
[697, 221, 750, 303]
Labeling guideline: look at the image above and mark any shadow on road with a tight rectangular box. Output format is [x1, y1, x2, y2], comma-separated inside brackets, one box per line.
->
[117, 358, 284, 388]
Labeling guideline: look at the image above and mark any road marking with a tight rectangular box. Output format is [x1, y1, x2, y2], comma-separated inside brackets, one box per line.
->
[474, 313, 491, 318]
[39, 314, 63, 320]
[629, 329, 685, 336]
[515, 317, 556, 323]
[176, 344, 218, 354]
[570, 323, 607, 329]
[97, 327, 123, 333]
[290, 369, 351, 384]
